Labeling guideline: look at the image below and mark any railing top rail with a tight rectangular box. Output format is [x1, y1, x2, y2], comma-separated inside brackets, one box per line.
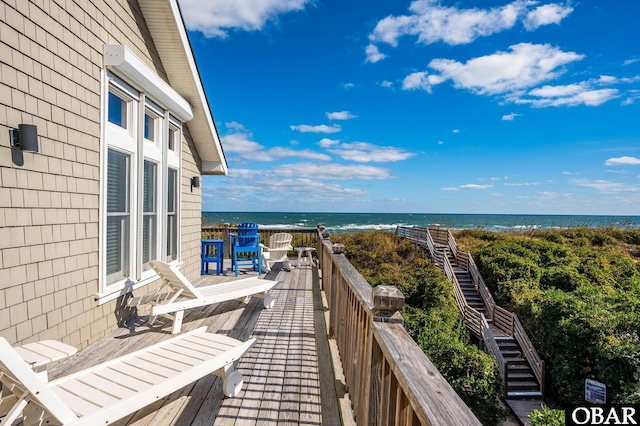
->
[320, 238, 376, 312]
[374, 322, 483, 426]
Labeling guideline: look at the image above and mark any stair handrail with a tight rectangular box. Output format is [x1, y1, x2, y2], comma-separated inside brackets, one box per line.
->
[446, 229, 458, 260]
[512, 314, 545, 394]
[438, 250, 465, 309]
[481, 321, 507, 391]
[460, 251, 496, 315]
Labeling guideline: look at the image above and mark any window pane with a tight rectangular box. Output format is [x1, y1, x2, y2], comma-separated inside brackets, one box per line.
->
[168, 128, 175, 151]
[143, 161, 157, 213]
[167, 168, 178, 261]
[106, 216, 129, 283]
[106, 149, 130, 283]
[107, 150, 129, 213]
[144, 113, 155, 141]
[142, 161, 157, 267]
[108, 92, 127, 128]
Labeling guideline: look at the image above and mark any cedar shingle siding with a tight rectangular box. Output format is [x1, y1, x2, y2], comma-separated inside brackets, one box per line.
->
[0, 0, 203, 348]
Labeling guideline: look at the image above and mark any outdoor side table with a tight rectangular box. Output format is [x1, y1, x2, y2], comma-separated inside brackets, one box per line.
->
[295, 247, 316, 266]
[201, 239, 224, 275]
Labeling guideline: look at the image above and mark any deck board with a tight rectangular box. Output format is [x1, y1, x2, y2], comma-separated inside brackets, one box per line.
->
[46, 260, 336, 425]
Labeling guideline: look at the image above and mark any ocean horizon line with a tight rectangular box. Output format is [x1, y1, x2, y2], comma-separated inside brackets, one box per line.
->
[202, 212, 640, 233]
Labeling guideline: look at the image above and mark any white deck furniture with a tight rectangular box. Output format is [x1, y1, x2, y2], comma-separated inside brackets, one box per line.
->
[0, 327, 254, 426]
[14, 340, 78, 381]
[260, 233, 293, 272]
[127, 260, 280, 334]
[295, 247, 316, 266]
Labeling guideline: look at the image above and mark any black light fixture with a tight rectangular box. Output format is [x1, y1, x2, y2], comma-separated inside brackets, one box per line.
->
[10, 124, 39, 153]
[191, 176, 200, 192]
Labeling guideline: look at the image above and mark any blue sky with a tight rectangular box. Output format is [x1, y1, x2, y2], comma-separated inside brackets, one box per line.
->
[178, 0, 640, 215]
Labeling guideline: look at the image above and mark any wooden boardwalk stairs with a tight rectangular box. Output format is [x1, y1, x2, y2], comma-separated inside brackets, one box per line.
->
[398, 227, 545, 424]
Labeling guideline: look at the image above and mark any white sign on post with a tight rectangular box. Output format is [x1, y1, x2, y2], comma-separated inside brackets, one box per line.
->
[585, 378, 606, 404]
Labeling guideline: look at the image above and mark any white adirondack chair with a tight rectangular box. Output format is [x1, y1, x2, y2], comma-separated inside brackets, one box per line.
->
[0, 327, 253, 426]
[260, 233, 293, 272]
[127, 260, 279, 334]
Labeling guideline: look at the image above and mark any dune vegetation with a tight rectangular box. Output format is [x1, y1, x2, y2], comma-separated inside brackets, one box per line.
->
[454, 227, 640, 405]
[331, 230, 507, 425]
[332, 227, 640, 423]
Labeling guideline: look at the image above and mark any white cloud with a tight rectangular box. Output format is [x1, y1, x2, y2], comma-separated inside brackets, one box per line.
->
[504, 182, 539, 186]
[327, 141, 415, 163]
[402, 72, 432, 92]
[460, 184, 493, 189]
[401, 43, 616, 107]
[571, 179, 640, 193]
[178, 0, 310, 38]
[317, 138, 340, 148]
[502, 112, 522, 121]
[452, 129, 460, 133]
[341, 82, 355, 89]
[290, 124, 342, 133]
[442, 183, 493, 190]
[275, 162, 392, 180]
[368, 0, 573, 52]
[519, 87, 620, 107]
[222, 122, 330, 161]
[623, 58, 640, 66]
[523, 3, 574, 30]
[365, 44, 385, 63]
[605, 156, 640, 166]
[426, 43, 583, 95]
[326, 111, 357, 121]
[380, 80, 394, 88]
[263, 147, 331, 161]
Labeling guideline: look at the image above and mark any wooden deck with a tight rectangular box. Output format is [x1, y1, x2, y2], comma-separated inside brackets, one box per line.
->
[47, 260, 341, 425]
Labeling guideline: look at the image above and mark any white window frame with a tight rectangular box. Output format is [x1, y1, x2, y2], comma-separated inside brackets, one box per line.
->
[97, 47, 189, 304]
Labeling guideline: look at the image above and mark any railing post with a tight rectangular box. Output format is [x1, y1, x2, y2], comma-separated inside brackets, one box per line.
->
[327, 243, 345, 338]
[223, 224, 230, 259]
[366, 286, 405, 425]
[371, 285, 405, 324]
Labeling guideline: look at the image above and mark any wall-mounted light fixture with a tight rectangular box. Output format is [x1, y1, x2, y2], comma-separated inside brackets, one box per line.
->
[10, 124, 39, 153]
[191, 176, 200, 192]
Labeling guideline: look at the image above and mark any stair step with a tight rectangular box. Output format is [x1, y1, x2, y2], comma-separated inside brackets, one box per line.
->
[508, 372, 536, 381]
[508, 379, 539, 387]
[506, 361, 530, 368]
[507, 391, 543, 399]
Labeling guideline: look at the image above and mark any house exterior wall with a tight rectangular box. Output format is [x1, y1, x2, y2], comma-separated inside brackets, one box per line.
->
[0, 0, 203, 348]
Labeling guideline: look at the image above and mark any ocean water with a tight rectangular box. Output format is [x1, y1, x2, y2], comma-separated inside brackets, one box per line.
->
[202, 212, 640, 234]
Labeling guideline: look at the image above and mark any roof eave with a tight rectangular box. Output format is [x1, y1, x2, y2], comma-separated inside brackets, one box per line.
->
[137, 0, 228, 176]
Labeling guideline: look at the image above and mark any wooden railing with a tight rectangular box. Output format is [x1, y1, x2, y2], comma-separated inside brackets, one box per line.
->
[396, 226, 545, 396]
[514, 315, 545, 392]
[202, 225, 317, 258]
[317, 227, 482, 425]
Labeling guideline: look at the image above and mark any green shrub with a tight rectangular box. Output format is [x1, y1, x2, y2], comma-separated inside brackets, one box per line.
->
[528, 405, 565, 426]
[333, 231, 507, 425]
[454, 228, 640, 405]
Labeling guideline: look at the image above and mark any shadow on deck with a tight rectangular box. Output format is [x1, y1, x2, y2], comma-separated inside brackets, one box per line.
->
[48, 260, 341, 426]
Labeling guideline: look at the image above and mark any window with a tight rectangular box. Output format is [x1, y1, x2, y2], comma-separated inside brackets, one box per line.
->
[106, 149, 131, 284]
[142, 160, 157, 269]
[101, 71, 183, 297]
[167, 168, 178, 262]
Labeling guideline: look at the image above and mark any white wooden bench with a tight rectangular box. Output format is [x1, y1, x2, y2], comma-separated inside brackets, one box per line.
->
[0, 327, 254, 425]
[128, 260, 280, 334]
